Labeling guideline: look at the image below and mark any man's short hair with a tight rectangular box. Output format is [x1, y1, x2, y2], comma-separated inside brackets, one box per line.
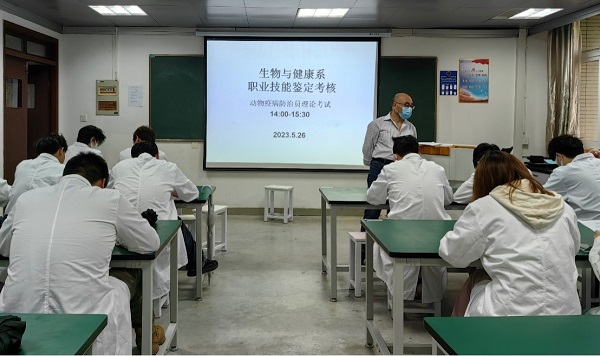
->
[133, 126, 157, 143]
[34, 133, 68, 156]
[76, 125, 106, 146]
[392, 135, 419, 156]
[63, 152, 109, 184]
[473, 143, 500, 168]
[131, 141, 159, 158]
[547, 134, 584, 160]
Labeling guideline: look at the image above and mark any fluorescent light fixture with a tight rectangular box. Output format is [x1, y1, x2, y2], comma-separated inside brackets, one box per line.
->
[297, 8, 349, 18]
[89, 5, 147, 16]
[124, 6, 147, 15]
[89, 5, 115, 15]
[510, 8, 562, 19]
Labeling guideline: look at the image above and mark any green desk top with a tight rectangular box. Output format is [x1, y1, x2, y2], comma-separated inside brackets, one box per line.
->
[424, 315, 600, 355]
[0, 313, 107, 355]
[361, 219, 595, 260]
[111, 220, 181, 260]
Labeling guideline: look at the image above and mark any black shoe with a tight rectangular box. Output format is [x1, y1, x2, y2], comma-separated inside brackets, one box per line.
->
[202, 259, 219, 274]
[186, 269, 197, 277]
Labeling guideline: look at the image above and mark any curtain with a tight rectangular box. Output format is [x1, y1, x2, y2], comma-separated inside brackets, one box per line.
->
[547, 22, 581, 143]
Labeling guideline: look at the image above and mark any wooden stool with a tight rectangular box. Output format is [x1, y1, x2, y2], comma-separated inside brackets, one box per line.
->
[348, 231, 366, 297]
[201, 204, 228, 256]
[264, 185, 294, 223]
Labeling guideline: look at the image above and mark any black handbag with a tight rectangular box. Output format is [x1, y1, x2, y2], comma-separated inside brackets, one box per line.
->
[0, 315, 26, 354]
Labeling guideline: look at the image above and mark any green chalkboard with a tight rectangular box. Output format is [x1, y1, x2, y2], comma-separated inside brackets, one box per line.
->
[150, 55, 205, 140]
[378, 57, 437, 142]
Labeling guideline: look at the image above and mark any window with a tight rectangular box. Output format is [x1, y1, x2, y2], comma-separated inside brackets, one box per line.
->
[580, 16, 600, 143]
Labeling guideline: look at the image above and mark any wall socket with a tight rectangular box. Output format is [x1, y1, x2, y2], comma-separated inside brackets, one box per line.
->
[79, 114, 88, 122]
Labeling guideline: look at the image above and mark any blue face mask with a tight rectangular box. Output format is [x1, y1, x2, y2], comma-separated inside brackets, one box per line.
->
[400, 107, 413, 120]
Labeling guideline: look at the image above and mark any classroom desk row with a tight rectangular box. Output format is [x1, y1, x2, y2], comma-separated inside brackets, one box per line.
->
[0, 220, 182, 356]
[319, 181, 465, 302]
[360, 218, 596, 355]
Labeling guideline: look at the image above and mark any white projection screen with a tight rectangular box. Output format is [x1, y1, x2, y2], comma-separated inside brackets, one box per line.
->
[204, 37, 380, 171]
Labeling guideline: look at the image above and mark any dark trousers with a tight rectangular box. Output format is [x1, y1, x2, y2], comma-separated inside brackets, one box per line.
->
[109, 268, 143, 327]
[362, 159, 387, 228]
[179, 219, 208, 273]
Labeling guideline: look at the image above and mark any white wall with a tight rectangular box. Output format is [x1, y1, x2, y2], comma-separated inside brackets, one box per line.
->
[0, 15, 548, 209]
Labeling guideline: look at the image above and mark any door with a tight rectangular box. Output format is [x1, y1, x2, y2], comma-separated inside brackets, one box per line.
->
[4, 56, 28, 184]
[27, 64, 51, 158]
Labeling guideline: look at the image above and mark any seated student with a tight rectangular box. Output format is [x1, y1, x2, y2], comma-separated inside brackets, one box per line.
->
[439, 151, 581, 316]
[3, 133, 67, 216]
[0, 153, 161, 355]
[64, 125, 106, 163]
[108, 141, 203, 306]
[453, 143, 500, 204]
[117, 125, 169, 162]
[589, 230, 600, 315]
[367, 135, 453, 305]
[543, 134, 600, 220]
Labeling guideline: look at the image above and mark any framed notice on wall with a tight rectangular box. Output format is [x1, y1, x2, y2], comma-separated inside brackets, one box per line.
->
[96, 80, 119, 115]
[459, 59, 489, 103]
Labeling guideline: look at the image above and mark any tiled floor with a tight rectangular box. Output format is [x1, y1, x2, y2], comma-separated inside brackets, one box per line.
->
[159, 215, 468, 355]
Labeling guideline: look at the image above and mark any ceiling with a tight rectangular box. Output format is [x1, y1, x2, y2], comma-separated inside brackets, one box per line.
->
[3, 0, 600, 34]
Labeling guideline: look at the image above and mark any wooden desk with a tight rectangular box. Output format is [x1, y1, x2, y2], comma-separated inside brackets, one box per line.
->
[318, 183, 465, 302]
[361, 219, 594, 354]
[0, 221, 181, 356]
[174, 185, 213, 301]
[424, 315, 600, 355]
[0, 313, 107, 355]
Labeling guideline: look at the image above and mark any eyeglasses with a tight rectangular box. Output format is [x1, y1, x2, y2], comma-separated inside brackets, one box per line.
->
[394, 101, 415, 109]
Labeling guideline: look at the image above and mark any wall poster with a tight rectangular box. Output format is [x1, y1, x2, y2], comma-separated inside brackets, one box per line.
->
[459, 59, 489, 103]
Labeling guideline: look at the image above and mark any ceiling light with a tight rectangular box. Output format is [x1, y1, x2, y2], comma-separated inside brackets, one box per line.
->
[123, 6, 147, 16]
[89, 5, 115, 15]
[297, 8, 349, 19]
[510, 8, 562, 19]
[89, 5, 147, 16]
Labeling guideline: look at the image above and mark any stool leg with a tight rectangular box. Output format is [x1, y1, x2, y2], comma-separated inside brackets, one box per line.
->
[221, 209, 227, 251]
[355, 243, 362, 297]
[269, 190, 275, 217]
[349, 240, 355, 292]
[283, 191, 289, 224]
[289, 189, 294, 222]
[264, 189, 269, 222]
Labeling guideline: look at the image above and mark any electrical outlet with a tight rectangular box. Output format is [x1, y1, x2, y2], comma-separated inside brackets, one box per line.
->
[80, 114, 88, 122]
[191, 142, 199, 149]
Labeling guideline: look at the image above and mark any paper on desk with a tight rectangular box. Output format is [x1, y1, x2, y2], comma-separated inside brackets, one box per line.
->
[420, 142, 442, 146]
[580, 220, 600, 232]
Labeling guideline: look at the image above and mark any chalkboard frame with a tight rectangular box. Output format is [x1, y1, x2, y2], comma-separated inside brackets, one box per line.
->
[149, 54, 206, 141]
[377, 56, 438, 142]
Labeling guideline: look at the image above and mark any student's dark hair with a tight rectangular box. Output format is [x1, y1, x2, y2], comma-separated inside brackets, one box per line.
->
[473, 151, 553, 201]
[131, 141, 159, 158]
[34, 133, 68, 155]
[76, 125, 106, 145]
[392, 135, 419, 156]
[472, 143, 500, 168]
[133, 126, 157, 143]
[547, 134, 584, 160]
[63, 152, 109, 184]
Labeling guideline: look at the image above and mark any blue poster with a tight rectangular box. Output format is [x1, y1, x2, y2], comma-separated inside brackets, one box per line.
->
[440, 71, 457, 96]
[459, 59, 489, 103]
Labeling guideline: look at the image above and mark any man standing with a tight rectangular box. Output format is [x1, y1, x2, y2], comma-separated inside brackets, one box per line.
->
[0, 153, 160, 355]
[362, 93, 417, 222]
[367, 135, 452, 307]
[544, 134, 600, 220]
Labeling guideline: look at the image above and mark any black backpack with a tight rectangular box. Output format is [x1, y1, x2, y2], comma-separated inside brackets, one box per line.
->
[0, 315, 26, 354]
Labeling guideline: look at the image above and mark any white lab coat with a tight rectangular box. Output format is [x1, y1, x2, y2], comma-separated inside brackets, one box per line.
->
[453, 172, 474, 204]
[4, 153, 64, 215]
[588, 236, 600, 315]
[118, 147, 169, 162]
[109, 153, 198, 299]
[366, 153, 453, 303]
[0, 180, 10, 208]
[0, 174, 159, 355]
[544, 152, 600, 220]
[64, 142, 103, 163]
[439, 181, 581, 316]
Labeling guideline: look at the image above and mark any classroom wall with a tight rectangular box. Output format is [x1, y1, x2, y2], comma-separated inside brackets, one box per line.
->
[2, 12, 549, 209]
